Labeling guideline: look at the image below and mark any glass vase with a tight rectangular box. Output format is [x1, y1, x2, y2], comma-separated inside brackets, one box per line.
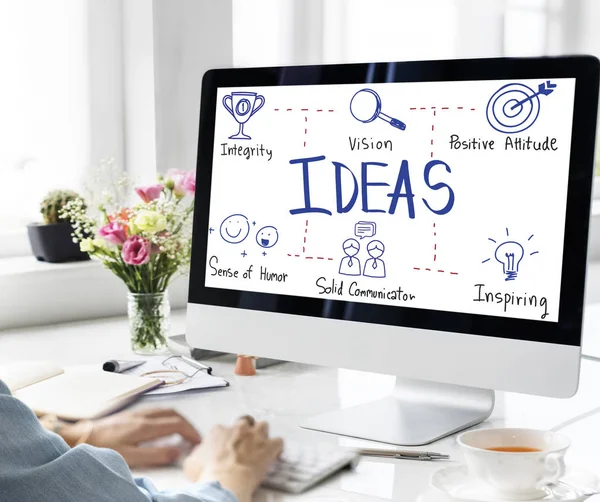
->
[128, 291, 170, 355]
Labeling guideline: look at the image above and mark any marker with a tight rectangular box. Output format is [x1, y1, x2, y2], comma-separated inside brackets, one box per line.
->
[181, 356, 213, 375]
[102, 360, 146, 373]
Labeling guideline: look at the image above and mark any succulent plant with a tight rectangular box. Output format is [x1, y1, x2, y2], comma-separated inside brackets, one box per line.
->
[40, 189, 85, 225]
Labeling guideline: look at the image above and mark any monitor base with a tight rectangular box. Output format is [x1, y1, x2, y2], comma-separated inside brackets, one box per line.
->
[301, 377, 495, 446]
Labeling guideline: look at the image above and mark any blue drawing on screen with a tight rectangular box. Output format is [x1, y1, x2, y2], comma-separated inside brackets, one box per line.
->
[486, 81, 556, 134]
[350, 89, 406, 131]
[220, 214, 251, 244]
[354, 221, 376, 240]
[222, 91, 265, 140]
[483, 229, 539, 281]
[363, 240, 386, 278]
[256, 226, 279, 248]
[339, 238, 361, 276]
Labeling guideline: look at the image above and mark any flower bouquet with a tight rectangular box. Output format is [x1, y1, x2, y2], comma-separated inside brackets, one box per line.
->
[62, 167, 195, 354]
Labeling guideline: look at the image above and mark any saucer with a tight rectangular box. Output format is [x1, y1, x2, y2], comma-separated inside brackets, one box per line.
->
[430, 465, 598, 502]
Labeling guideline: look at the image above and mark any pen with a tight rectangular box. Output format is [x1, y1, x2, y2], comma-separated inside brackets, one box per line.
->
[181, 356, 213, 375]
[102, 360, 146, 373]
[359, 448, 450, 461]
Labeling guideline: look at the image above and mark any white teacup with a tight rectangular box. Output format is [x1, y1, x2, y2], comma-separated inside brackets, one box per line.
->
[457, 428, 570, 501]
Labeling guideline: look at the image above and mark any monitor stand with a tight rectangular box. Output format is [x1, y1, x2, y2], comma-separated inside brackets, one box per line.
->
[301, 377, 495, 446]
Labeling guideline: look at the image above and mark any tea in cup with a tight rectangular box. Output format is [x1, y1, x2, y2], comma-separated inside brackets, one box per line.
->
[457, 428, 570, 500]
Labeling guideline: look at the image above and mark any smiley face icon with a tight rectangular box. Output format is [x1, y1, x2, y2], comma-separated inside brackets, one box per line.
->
[220, 214, 250, 244]
[256, 226, 279, 248]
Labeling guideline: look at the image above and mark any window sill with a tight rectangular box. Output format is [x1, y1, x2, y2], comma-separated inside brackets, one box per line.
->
[0, 256, 100, 276]
[0, 256, 188, 330]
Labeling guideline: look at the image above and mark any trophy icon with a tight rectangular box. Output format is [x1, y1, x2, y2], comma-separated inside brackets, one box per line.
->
[223, 91, 265, 140]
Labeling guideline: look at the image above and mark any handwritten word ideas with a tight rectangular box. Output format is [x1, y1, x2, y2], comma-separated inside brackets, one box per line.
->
[206, 79, 576, 323]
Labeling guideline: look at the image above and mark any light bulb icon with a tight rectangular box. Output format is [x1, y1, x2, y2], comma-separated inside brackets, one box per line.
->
[494, 241, 524, 281]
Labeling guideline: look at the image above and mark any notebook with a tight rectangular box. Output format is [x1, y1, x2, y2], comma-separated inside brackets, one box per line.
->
[122, 358, 229, 395]
[0, 361, 162, 421]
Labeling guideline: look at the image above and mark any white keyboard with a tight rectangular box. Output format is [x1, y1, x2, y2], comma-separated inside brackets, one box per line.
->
[262, 441, 360, 494]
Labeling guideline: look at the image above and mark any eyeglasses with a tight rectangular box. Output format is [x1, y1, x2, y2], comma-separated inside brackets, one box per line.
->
[139, 355, 206, 387]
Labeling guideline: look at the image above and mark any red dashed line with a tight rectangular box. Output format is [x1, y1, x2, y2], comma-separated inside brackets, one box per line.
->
[432, 124, 435, 131]
[412, 222, 458, 275]
[273, 108, 334, 148]
[303, 219, 308, 253]
[289, 255, 334, 261]
[288, 219, 334, 261]
[409, 106, 475, 111]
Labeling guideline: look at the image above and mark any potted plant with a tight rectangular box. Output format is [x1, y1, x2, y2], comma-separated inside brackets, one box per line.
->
[27, 190, 90, 263]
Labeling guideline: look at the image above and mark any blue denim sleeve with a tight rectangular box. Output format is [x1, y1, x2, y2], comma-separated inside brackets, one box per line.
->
[0, 380, 238, 502]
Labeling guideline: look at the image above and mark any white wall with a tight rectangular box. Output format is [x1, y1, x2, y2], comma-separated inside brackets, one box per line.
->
[122, 0, 158, 184]
[153, 0, 234, 175]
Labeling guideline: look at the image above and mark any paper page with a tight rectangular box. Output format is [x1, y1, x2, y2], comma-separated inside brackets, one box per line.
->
[14, 366, 161, 420]
[123, 358, 228, 395]
[0, 361, 64, 392]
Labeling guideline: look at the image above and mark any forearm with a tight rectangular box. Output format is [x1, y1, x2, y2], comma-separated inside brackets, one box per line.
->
[198, 466, 257, 502]
[38, 414, 93, 447]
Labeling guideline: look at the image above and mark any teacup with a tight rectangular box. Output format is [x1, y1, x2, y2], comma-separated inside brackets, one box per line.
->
[457, 428, 570, 501]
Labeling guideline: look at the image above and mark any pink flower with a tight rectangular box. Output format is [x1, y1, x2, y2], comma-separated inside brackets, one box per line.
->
[135, 184, 164, 203]
[121, 236, 151, 265]
[181, 171, 196, 194]
[166, 169, 195, 196]
[98, 222, 128, 245]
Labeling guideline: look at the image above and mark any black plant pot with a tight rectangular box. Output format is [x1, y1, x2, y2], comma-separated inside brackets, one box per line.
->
[27, 222, 90, 263]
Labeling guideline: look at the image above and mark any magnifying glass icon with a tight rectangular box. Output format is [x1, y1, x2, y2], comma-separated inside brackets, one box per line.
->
[350, 88, 406, 131]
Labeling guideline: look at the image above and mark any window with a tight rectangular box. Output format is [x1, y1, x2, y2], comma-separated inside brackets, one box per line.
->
[0, 0, 124, 257]
[232, 0, 599, 174]
[0, 1, 91, 235]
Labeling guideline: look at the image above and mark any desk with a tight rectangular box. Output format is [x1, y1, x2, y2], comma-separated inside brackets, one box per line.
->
[1, 311, 600, 501]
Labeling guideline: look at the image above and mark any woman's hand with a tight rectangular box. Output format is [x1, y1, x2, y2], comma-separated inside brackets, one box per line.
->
[183, 417, 283, 502]
[63, 408, 201, 468]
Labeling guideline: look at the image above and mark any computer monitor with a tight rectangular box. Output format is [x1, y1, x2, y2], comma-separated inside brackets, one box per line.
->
[187, 57, 599, 446]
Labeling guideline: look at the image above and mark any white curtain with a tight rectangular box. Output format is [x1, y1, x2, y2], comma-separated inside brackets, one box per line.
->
[232, 0, 600, 67]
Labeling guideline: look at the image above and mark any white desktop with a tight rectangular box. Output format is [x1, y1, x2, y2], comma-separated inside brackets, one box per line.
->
[186, 57, 599, 446]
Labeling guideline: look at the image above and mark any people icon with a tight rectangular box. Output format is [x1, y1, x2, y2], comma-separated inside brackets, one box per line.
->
[363, 240, 386, 278]
[339, 238, 361, 276]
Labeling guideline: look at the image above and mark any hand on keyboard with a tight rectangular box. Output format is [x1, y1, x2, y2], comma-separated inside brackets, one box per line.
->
[263, 441, 360, 494]
[183, 416, 283, 502]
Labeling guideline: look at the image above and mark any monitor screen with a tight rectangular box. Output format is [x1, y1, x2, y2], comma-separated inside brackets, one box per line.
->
[203, 78, 576, 323]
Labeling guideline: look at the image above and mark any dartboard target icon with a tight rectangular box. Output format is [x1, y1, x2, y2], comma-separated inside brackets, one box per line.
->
[486, 81, 556, 134]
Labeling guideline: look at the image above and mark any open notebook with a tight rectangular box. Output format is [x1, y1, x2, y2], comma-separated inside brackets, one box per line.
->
[0, 362, 162, 421]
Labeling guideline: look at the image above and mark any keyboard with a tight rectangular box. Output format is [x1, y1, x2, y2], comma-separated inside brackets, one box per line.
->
[262, 441, 360, 494]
